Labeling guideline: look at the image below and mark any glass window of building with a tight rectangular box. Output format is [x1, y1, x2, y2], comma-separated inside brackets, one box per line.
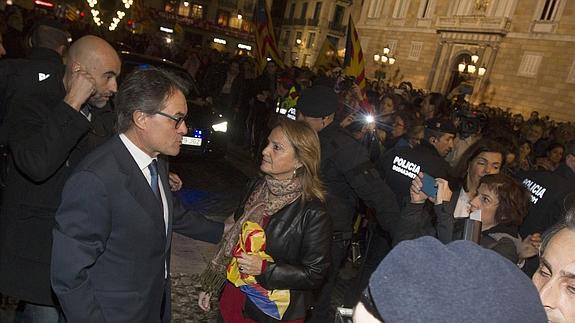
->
[164, 0, 177, 13]
[418, 0, 434, 18]
[327, 35, 339, 48]
[283, 30, 291, 46]
[178, 0, 190, 16]
[217, 10, 230, 26]
[333, 5, 345, 25]
[190, 3, 203, 19]
[288, 2, 296, 19]
[229, 16, 242, 29]
[538, 0, 560, 20]
[313, 2, 321, 19]
[306, 32, 315, 48]
[368, 0, 384, 18]
[392, 0, 410, 18]
[300, 2, 308, 18]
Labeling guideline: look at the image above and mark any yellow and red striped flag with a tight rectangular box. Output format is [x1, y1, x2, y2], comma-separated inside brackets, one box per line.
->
[343, 17, 366, 95]
[313, 39, 341, 74]
[254, 0, 285, 74]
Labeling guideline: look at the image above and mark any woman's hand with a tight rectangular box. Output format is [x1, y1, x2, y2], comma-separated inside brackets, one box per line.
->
[236, 252, 264, 276]
[198, 291, 211, 312]
[410, 173, 428, 204]
[340, 112, 356, 128]
[434, 178, 452, 205]
[168, 172, 183, 191]
[519, 233, 542, 259]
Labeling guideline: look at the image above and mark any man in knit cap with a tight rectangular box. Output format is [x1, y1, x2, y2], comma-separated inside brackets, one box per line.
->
[353, 236, 547, 323]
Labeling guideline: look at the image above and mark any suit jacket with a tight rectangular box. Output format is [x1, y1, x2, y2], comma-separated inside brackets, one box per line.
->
[0, 48, 115, 305]
[51, 135, 224, 323]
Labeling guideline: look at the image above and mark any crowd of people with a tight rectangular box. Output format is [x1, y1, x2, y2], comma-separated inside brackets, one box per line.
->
[0, 10, 574, 323]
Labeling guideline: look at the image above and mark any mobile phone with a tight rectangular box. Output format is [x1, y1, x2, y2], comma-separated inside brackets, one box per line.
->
[469, 208, 482, 221]
[421, 173, 438, 198]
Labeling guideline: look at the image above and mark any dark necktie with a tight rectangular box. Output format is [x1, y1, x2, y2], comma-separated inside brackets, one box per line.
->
[148, 159, 162, 203]
[80, 105, 91, 119]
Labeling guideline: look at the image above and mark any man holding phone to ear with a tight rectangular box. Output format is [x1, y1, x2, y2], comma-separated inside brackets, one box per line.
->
[0, 35, 120, 321]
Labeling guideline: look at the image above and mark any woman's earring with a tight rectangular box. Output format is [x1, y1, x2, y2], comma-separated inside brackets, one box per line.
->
[292, 168, 298, 179]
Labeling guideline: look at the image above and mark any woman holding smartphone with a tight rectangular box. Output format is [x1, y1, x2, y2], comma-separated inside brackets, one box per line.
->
[394, 139, 530, 263]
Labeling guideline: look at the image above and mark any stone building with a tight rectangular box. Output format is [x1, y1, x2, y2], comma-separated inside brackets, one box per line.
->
[277, 0, 361, 68]
[142, 0, 287, 56]
[356, 0, 575, 121]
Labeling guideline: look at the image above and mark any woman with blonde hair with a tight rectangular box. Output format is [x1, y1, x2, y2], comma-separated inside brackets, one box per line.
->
[198, 118, 332, 322]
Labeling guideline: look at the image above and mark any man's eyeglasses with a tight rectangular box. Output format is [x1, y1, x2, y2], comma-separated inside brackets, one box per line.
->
[155, 111, 186, 129]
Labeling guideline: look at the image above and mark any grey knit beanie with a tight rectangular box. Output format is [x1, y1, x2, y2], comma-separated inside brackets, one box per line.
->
[369, 236, 547, 323]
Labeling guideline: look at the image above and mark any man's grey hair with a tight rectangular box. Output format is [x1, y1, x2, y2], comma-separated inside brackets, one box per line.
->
[540, 207, 575, 255]
[115, 67, 188, 134]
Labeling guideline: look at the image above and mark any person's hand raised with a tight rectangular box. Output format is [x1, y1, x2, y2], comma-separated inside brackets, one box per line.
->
[198, 291, 211, 312]
[410, 173, 428, 204]
[433, 178, 452, 205]
[64, 66, 96, 111]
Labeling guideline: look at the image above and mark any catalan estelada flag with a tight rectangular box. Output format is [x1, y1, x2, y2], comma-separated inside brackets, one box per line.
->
[254, 0, 285, 74]
[227, 221, 290, 320]
[314, 39, 342, 74]
[343, 17, 366, 95]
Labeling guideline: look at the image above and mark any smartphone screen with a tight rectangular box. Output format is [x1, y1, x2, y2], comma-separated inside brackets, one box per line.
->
[469, 209, 482, 221]
[421, 173, 438, 198]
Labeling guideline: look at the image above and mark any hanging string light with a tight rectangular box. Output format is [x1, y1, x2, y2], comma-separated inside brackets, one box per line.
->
[87, 0, 130, 31]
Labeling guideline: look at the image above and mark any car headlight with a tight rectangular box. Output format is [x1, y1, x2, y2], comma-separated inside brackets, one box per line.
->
[212, 121, 228, 133]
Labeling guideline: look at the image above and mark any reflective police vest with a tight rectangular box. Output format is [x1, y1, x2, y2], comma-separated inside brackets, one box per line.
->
[382, 141, 451, 206]
[517, 170, 568, 237]
[275, 86, 298, 120]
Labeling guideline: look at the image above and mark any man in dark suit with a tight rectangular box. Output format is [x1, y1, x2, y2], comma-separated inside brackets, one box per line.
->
[51, 68, 225, 322]
[0, 33, 119, 321]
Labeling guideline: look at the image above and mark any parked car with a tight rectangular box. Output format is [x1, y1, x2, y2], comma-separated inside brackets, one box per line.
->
[119, 51, 228, 157]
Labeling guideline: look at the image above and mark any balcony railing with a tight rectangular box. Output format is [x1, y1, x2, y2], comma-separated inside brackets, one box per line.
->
[156, 11, 254, 41]
[307, 18, 319, 26]
[435, 16, 511, 35]
[328, 21, 346, 34]
[293, 18, 306, 25]
[219, 0, 237, 9]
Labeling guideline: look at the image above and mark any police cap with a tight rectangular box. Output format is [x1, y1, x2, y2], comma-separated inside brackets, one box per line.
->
[425, 117, 457, 135]
[297, 85, 338, 118]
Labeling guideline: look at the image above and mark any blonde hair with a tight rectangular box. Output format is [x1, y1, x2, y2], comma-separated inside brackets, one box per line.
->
[277, 118, 326, 203]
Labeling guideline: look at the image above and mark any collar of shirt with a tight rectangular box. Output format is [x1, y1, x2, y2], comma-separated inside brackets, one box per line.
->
[80, 104, 92, 121]
[119, 133, 156, 174]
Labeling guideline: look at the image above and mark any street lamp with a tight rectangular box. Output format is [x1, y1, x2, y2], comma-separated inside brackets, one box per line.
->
[373, 49, 396, 86]
[458, 54, 486, 77]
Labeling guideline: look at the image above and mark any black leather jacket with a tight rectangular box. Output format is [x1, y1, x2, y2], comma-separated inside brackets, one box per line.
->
[233, 178, 332, 321]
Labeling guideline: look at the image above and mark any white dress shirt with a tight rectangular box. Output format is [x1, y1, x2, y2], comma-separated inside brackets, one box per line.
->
[119, 134, 169, 278]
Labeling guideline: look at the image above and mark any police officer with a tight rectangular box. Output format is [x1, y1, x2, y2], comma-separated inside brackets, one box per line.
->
[382, 118, 456, 207]
[297, 85, 400, 323]
[0, 18, 71, 128]
[0, 19, 71, 191]
[517, 139, 575, 276]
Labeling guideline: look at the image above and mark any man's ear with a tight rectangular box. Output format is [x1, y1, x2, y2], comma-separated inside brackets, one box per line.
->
[566, 154, 575, 171]
[132, 111, 148, 130]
